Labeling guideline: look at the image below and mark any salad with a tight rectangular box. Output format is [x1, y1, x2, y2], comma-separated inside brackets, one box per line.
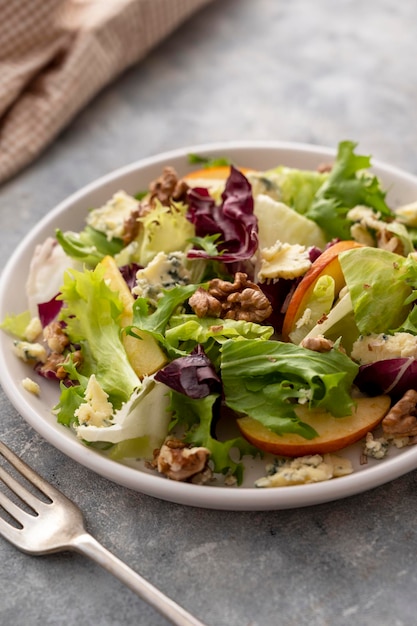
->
[3, 139, 417, 489]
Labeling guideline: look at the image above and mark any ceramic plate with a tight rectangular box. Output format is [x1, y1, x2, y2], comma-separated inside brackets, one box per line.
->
[2, 141, 417, 511]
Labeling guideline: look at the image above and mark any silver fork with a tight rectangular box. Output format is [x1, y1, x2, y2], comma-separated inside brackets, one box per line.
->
[0, 440, 207, 626]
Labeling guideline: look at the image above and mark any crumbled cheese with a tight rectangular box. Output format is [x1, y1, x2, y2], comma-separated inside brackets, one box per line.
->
[24, 317, 42, 342]
[86, 191, 138, 241]
[347, 205, 409, 252]
[297, 388, 313, 404]
[348, 205, 382, 225]
[295, 307, 312, 329]
[347, 206, 387, 245]
[391, 436, 412, 449]
[246, 172, 283, 202]
[395, 200, 417, 227]
[132, 251, 191, 305]
[351, 332, 417, 365]
[13, 341, 47, 363]
[363, 432, 389, 459]
[257, 241, 311, 281]
[350, 222, 376, 247]
[75, 374, 114, 428]
[21, 377, 41, 396]
[255, 453, 353, 488]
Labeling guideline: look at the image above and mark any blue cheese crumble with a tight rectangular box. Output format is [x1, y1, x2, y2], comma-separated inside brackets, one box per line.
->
[133, 251, 191, 306]
[74, 374, 113, 428]
[363, 432, 389, 459]
[22, 377, 41, 396]
[86, 191, 138, 241]
[255, 453, 353, 487]
[351, 332, 417, 365]
[13, 340, 47, 363]
[257, 241, 311, 282]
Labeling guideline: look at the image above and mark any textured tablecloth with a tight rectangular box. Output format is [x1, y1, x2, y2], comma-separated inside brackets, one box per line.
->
[0, 0, 212, 185]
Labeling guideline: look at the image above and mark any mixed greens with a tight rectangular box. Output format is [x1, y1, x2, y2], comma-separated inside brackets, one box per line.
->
[4, 140, 417, 487]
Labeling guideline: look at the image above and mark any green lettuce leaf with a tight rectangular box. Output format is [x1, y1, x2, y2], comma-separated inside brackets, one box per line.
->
[265, 166, 328, 214]
[58, 265, 140, 408]
[54, 356, 90, 426]
[129, 283, 204, 357]
[390, 253, 417, 334]
[169, 391, 257, 483]
[339, 247, 412, 334]
[0, 310, 32, 339]
[220, 339, 358, 439]
[56, 226, 124, 267]
[305, 140, 392, 240]
[187, 154, 232, 168]
[165, 314, 274, 366]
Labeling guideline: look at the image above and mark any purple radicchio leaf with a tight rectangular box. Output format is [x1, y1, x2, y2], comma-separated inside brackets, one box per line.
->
[119, 263, 142, 292]
[38, 294, 63, 327]
[154, 345, 221, 399]
[186, 166, 258, 263]
[354, 357, 417, 400]
[35, 361, 60, 381]
[309, 246, 323, 263]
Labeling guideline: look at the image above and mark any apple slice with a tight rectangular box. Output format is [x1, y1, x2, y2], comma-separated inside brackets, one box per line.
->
[99, 256, 167, 378]
[237, 395, 391, 457]
[182, 165, 255, 195]
[184, 165, 254, 180]
[282, 240, 363, 341]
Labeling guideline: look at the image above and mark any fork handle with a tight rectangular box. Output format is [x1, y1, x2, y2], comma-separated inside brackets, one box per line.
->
[72, 532, 208, 626]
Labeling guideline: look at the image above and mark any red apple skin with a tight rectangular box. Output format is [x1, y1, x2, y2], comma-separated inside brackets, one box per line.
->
[281, 240, 363, 341]
[237, 395, 391, 457]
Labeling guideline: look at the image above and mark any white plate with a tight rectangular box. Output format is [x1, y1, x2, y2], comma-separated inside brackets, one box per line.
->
[2, 140, 417, 511]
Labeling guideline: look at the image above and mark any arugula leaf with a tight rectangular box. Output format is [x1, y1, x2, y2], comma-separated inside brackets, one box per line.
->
[220, 338, 358, 439]
[305, 140, 393, 240]
[187, 234, 224, 256]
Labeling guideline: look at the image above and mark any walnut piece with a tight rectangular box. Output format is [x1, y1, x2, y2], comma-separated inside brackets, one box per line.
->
[189, 272, 272, 323]
[301, 336, 334, 352]
[38, 349, 83, 381]
[151, 439, 211, 482]
[43, 321, 69, 354]
[382, 389, 417, 437]
[122, 167, 189, 244]
[149, 166, 189, 207]
[376, 229, 404, 255]
[317, 162, 333, 173]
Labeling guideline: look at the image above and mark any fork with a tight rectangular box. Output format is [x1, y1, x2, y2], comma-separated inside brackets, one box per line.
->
[0, 440, 208, 626]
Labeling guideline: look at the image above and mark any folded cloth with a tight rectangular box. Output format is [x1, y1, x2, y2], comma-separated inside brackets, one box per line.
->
[0, 0, 213, 185]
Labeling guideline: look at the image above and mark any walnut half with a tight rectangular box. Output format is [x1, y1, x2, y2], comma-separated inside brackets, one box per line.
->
[189, 272, 272, 323]
[382, 389, 417, 437]
[150, 439, 211, 482]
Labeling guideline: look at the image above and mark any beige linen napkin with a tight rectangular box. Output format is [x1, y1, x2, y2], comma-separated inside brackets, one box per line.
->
[0, 0, 213, 185]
